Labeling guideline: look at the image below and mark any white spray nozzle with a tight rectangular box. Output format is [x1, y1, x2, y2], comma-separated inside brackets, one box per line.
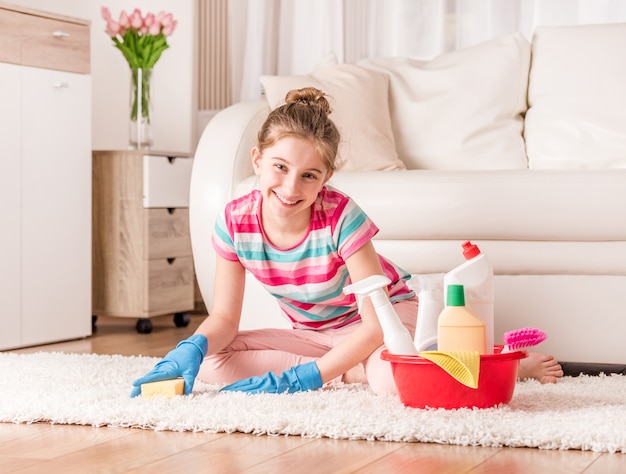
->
[343, 275, 391, 296]
[344, 275, 419, 355]
[343, 275, 392, 312]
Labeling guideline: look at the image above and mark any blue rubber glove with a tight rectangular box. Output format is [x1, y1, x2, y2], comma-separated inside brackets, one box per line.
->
[220, 361, 323, 394]
[130, 334, 208, 397]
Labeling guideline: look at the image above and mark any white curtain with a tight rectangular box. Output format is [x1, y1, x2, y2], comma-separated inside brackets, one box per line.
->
[229, 0, 626, 103]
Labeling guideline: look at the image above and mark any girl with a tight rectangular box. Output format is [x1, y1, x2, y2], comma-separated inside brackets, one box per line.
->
[131, 87, 561, 397]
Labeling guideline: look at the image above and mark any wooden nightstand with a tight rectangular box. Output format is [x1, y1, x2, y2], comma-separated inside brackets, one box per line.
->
[92, 150, 195, 333]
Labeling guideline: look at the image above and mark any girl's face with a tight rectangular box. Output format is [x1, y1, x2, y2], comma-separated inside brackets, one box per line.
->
[252, 135, 333, 223]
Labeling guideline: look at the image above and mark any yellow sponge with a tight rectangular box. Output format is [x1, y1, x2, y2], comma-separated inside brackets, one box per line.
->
[140, 378, 185, 399]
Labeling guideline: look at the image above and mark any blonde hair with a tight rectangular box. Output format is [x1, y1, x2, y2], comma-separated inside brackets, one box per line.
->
[257, 87, 341, 171]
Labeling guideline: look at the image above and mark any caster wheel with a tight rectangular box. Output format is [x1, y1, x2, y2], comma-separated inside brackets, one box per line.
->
[92, 315, 98, 332]
[174, 312, 191, 328]
[136, 318, 153, 334]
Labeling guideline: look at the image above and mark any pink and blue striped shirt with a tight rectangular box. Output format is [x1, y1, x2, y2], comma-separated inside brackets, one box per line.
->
[212, 186, 414, 330]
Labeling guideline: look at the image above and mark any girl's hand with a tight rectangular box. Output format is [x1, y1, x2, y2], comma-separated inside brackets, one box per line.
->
[220, 361, 322, 394]
[130, 334, 208, 397]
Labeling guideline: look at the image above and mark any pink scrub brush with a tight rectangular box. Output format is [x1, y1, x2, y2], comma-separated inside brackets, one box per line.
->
[501, 327, 547, 353]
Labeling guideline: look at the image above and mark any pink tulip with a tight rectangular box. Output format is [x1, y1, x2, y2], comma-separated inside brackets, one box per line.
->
[162, 19, 177, 36]
[144, 13, 155, 27]
[129, 8, 143, 30]
[156, 11, 167, 24]
[142, 13, 156, 35]
[101, 6, 112, 22]
[105, 19, 121, 37]
[148, 22, 160, 36]
[118, 11, 130, 29]
[160, 12, 174, 28]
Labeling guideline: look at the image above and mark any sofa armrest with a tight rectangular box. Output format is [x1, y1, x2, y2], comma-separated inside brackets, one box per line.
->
[190, 100, 269, 310]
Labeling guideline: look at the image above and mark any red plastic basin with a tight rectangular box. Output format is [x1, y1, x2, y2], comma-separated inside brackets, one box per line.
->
[381, 346, 526, 409]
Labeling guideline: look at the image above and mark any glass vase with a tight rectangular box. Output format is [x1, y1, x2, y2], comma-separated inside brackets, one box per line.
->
[129, 68, 153, 149]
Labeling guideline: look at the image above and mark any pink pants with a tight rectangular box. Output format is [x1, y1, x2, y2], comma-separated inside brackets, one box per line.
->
[197, 297, 418, 395]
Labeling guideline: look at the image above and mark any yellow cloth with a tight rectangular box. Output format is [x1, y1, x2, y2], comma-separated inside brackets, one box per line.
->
[419, 351, 481, 389]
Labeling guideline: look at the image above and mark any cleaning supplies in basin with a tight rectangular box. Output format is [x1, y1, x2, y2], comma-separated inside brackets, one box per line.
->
[438, 284, 487, 354]
[343, 275, 418, 355]
[444, 241, 494, 353]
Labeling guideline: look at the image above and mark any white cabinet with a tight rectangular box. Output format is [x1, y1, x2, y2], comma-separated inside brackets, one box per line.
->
[0, 5, 92, 349]
[0, 62, 22, 349]
[21, 66, 92, 346]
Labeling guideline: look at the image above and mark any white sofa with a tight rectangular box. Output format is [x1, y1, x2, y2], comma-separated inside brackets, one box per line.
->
[190, 24, 626, 365]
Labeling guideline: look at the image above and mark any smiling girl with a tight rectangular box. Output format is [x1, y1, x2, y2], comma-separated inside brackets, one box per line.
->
[131, 87, 561, 397]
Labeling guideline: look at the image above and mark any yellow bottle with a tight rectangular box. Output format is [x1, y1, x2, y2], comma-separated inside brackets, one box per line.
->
[437, 284, 487, 354]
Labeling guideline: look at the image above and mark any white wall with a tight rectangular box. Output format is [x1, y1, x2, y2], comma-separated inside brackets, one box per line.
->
[11, 0, 197, 153]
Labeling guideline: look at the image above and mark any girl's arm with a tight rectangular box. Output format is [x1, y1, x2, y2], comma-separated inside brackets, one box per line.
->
[131, 254, 245, 396]
[194, 254, 246, 355]
[314, 240, 388, 383]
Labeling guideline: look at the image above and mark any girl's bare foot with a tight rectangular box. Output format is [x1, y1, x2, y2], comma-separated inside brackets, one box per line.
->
[342, 362, 367, 384]
[518, 352, 563, 384]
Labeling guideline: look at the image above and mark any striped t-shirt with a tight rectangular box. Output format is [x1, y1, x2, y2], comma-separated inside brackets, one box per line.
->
[211, 186, 414, 330]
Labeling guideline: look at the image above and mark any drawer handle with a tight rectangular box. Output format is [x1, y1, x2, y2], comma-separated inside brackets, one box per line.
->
[53, 82, 70, 89]
[167, 208, 175, 215]
[167, 258, 176, 265]
[52, 30, 70, 38]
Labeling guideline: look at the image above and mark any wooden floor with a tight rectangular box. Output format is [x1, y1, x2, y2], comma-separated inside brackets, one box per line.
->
[3, 314, 625, 473]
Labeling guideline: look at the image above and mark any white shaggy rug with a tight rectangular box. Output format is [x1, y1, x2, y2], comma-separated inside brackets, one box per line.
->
[1, 352, 625, 453]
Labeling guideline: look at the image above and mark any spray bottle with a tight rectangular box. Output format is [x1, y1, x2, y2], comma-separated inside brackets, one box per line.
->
[443, 241, 494, 353]
[413, 274, 444, 351]
[343, 275, 418, 355]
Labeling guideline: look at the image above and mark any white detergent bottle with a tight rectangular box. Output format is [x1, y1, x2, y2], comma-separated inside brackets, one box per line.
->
[443, 241, 495, 353]
[344, 275, 418, 355]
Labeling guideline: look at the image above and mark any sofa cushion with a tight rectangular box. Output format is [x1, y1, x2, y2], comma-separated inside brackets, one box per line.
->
[525, 23, 626, 169]
[235, 169, 626, 243]
[359, 33, 530, 170]
[260, 64, 406, 172]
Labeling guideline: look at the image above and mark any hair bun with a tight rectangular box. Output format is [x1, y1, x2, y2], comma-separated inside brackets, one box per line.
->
[285, 87, 332, 115]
